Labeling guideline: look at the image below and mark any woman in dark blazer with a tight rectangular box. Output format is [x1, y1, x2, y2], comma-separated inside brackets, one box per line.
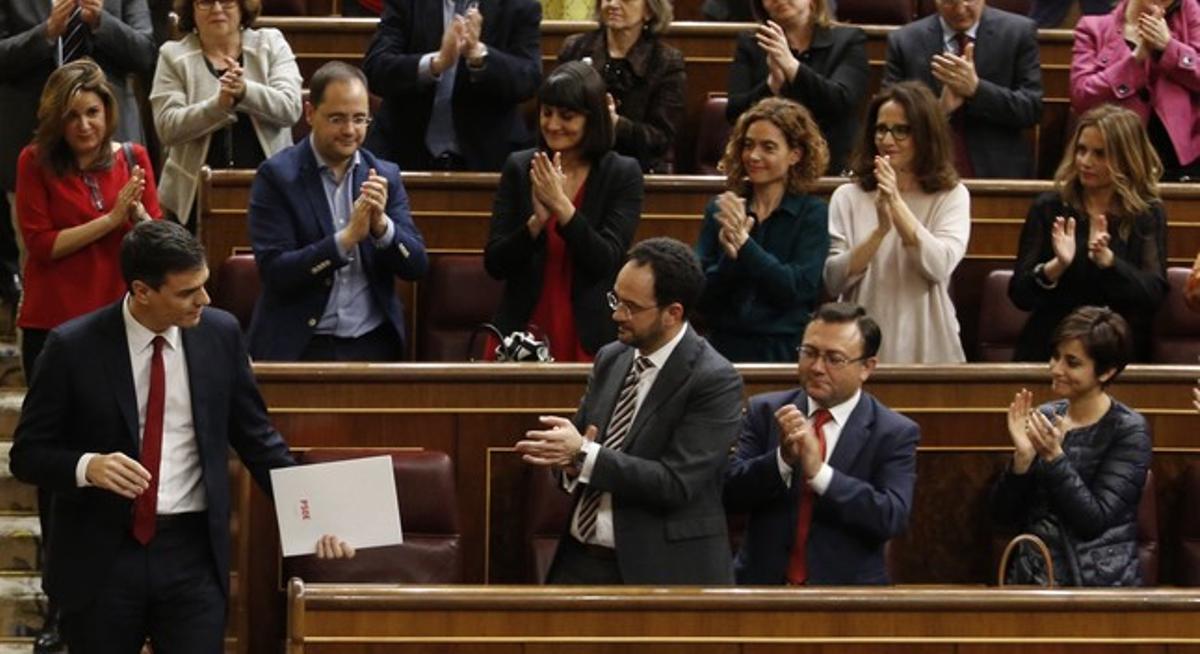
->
[558, 0, 685, 173]
[727, 0, 867, 175]
[484, 62, 644, 361]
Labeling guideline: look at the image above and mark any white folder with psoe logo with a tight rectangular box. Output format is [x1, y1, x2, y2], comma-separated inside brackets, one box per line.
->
[270, 455, 403, 557]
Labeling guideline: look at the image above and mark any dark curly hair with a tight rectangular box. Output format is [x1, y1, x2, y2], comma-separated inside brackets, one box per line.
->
[719, 97, 829, 195]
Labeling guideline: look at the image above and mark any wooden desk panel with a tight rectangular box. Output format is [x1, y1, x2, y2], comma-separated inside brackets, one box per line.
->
[199, 170, 1200, 278]
[240, 364, 1200, 653]
[286, 583, 1200, 653]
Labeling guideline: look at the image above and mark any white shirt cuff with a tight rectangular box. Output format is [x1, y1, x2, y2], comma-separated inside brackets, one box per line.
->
[418, 52, 439, 84]
[75, 453, 96, 487]
[809, 463, 834, 495]
[576, 440, 601, 484]
[372, 218, 396, 249]
[776, 447, 794, 488]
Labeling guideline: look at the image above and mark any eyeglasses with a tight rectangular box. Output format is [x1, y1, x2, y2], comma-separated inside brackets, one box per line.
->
[195, 0, 238, 10]
[324, 114, 372, 128]
[935, 0, 980, 7]
[796, 345, 868, 370]
[606, 290, 658, 316]
[81, 173, 105, 212]
[873, 124, 912, 142]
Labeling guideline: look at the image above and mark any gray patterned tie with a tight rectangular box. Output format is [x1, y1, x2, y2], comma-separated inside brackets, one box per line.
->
[61, 5, 93, 65]
[575, 355, 654, 542]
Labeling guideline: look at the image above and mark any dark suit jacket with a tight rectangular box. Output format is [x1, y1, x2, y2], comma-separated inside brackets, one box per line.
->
[246, 141, 428, 360]
[483, 148, 642, 354]
[724, 389, 920, 585]
[9, 302, 294, 611]
[547, 326, 744, 584]
[361, 0, 542, 171]
[559, 30, 686, 173]
[0, 0, 156, 190]
[883, 7, 1043, 178]
[727, 24, 869, 175]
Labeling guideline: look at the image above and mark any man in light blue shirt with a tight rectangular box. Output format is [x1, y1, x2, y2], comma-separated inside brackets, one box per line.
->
[247, 61, 428, 361]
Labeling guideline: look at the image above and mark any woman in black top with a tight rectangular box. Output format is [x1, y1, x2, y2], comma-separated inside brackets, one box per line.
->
[559, 0, 685, 173]
[1009, 104, 1167, 362]
[727, 0, 867, 175]
[992, 306, 1150, 586]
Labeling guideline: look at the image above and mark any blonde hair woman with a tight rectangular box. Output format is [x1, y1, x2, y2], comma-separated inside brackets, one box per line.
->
[1009, 104, 1167, 362]
[695, 97, 829, 362]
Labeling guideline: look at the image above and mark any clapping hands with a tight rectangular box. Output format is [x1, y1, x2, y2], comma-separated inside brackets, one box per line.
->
[1006, 388, 1066, 474]
[714, 191, 753, 259]
[1087, 214, 1114, 269]
[217, 56, 246, 109]
[755, 21, 798, 95]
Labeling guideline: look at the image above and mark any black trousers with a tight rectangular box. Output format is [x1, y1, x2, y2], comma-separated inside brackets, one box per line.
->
[300, 322, 403, 362]
[61, 513, 225, 654]
[546, 536, 623, 584]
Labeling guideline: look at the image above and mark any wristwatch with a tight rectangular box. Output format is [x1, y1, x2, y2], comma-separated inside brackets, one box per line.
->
[571, 445, 587, 468]
[467, 44, 488, 69]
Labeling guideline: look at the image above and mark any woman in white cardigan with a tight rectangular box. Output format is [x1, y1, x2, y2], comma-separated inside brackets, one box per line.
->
[151, 0, 301, 226]
[824, 81, 971, 364]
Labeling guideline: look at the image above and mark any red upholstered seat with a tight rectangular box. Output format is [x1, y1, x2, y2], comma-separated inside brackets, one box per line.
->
[415, 253, 504, 361]
[694, 94, 731, 176]
[283, 449, 463, 583]
[838, 0, 914, 24]
[976, 269, 1029, 362]
[212, 254, 260, 331]
[1151, 267, 1200, 363]
[524, 466, 572, 584]
[1178, 463, 1200, 586]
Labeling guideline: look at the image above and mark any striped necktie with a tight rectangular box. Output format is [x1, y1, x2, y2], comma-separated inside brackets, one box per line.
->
[61, 4, 93, 65]
[574, 355, 654, 542]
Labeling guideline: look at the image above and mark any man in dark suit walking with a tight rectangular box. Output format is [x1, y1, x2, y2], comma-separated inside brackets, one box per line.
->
[361, 0, 541, 171]
[883, 0, 1043, 178]
[516, 237, 743, 585]
[247, 61, 428, 361]
[9, 220, 352, 653]
[724, 303, 920, 585]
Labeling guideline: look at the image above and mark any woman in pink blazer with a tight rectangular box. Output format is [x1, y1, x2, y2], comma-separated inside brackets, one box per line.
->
[1070, 0, 1200, 181]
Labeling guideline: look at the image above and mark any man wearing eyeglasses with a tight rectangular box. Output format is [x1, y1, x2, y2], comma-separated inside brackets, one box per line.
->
[517, 237, 743, 584]
[246, 61, 428, 361]
[724, 302, 920, 585]
[883, 0, 1043, 178]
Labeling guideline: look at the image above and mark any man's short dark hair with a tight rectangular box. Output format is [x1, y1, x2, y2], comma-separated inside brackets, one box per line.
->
[537, 61, 613, 161]
[626, 237, 704, 317]
[1052, 306, 1132, 385]
[309, 61, 368, 108]
[812, 302, 882, 359]
[121, 221, 206, 291]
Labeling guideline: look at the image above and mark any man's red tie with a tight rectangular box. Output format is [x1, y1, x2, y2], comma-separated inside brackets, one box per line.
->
[132, 335, 165, 545]
[785, 408, 831, 585]
[950, 31, 975, 177]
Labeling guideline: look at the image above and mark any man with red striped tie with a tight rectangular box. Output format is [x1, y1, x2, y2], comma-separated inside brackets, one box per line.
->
[724, 302, 921, 585]
[516, 237, 744, 585]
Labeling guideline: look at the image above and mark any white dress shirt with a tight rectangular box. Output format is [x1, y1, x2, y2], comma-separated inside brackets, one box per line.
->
[74, 297, 207, 514]
[568, 323, 691, 547]
[776, 389, 863, 496]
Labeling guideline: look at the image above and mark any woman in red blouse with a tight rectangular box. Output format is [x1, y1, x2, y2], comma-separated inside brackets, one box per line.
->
[15, 59, 162, 374]
[484, 62, 644, 361]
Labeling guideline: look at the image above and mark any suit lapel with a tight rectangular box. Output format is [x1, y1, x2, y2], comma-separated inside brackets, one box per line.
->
[595, 347, 635, 439]
[300, 141, 335, 239]
[99, 304, 140, 449]
[180, 325, 212, 463]
[828, 393, 874, 473]
[925, 16, 947, 90]
[623, 328, 698, 453]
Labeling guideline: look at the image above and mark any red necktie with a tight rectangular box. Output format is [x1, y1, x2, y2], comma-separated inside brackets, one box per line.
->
[785, 408, 831, 585]
[132, 335, 166, 545]
[949, 32, 975, 178]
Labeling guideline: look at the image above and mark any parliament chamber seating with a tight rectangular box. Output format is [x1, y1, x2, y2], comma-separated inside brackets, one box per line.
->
[693, 93, 730, 175]
[414, 253, 503, 361]
[282, 449, 463, 583]
[214, 253, 260, 330]
[975, 268, 1030, 362]
[523, 466, 571, 584]
[837, 0, 916, 24]
[1179, 462, 1200, 586]
[1152, 267, 1200, 364]
[1139, 469, 1161, 585]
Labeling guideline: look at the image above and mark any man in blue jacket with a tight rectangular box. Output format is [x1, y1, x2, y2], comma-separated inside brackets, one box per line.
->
[247, 61, 428, 361]
[724, 302, 920, 585]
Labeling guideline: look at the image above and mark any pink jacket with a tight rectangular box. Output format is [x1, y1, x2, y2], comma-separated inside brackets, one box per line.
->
[1070, 0, 1200, 167]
